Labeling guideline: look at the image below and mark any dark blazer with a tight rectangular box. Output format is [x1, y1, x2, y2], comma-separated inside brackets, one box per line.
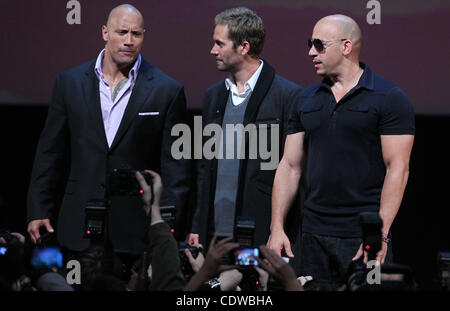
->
[191, 61, 302, 248]
[27, 59, 192, 252]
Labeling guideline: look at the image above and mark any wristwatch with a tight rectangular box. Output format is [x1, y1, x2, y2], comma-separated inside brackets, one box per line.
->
[208, 278, 221, 290]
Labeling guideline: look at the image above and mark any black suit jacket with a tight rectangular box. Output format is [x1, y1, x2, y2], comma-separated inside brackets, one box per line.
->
[191, 61, 302, 247]
[27, 59, 192, 252]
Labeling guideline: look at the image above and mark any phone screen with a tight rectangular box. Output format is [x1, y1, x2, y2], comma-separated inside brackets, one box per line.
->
[234, 248, 259, 266]
[0, 246, 7, 255]
[31, 247, 63, 268]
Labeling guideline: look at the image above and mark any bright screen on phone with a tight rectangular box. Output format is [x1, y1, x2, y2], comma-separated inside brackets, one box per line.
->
[235, 248, 259, 266]
[31, 247, 63, 268]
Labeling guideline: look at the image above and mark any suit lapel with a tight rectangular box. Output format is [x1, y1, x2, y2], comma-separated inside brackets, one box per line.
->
[212, 60, 276, 125]
[108, 60, 154, 152]
[237, 60, 275, 216]
[82, 62, 109, 151]
[243, 60, 275, 125]
[211, 82, 229, 124]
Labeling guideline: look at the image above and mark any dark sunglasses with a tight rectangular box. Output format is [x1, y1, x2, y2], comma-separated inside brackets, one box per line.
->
[308, 38, 347, 52]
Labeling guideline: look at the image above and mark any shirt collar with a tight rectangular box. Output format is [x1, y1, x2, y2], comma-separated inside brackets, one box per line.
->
[225, 59, 264, 94]
[316, 62, 375, 93]
[356, 62, 374, 91]
[94, 49, 142, 85]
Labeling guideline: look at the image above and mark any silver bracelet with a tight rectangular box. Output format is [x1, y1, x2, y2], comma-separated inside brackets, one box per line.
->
[208, 278, 221, 290]
[381, 235, 391, 244]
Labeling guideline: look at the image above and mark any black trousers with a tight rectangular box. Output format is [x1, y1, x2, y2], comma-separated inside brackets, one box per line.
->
[299, 232, 393, 286]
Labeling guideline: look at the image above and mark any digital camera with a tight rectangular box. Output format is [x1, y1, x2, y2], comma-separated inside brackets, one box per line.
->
[234, 248, 259, 266]
[108, 168, 153, 197]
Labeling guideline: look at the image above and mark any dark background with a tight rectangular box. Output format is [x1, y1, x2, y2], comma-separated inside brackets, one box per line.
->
[0, 0, 449, 290]
[1, 0, 450, 114]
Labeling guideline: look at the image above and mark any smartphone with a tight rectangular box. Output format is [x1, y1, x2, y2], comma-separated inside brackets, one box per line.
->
[31, 247, 63, 268]
[234, 248, 259, 266]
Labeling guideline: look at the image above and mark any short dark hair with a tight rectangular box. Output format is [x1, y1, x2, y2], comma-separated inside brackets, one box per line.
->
[215, 7, 266, 58]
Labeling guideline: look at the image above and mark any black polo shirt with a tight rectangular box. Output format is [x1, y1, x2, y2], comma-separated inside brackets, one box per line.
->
[286, 63, 415, 237]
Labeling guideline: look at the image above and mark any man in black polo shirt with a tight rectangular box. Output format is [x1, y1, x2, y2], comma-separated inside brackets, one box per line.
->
[267, 14, 415, 285]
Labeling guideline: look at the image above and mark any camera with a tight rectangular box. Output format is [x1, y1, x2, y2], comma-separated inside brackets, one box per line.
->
[108, 168, 153, 198]
[160, 205, 176, 233]
[234, 248, 259, 266]
[344, 212, 383, 290]
[358, 212, 382, 261]
[222, 216, 256, 266]
[345, 212, 415, 291]
[178, 241, 202, 281]
[106, 168, 154, 256]
[84, 200, 106, 240]
[232, 217, 262, 290]
[234, 216, 256, 248]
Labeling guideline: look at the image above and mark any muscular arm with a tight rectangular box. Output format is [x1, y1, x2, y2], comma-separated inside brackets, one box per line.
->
[353, 134, 414, 263]
[267, 132, 306, 257]
[379, 134, 414, 236]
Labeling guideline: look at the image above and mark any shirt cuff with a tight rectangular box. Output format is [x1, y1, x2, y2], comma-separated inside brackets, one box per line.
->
[150, 220, 164, 226]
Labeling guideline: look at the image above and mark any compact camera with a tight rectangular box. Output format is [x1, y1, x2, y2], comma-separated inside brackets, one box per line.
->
[358, 212, 383, 261]
[178, 241, 203, 281]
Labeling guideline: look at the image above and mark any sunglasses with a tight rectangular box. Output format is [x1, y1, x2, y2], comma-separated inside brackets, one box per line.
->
[308, 38, 347, 52]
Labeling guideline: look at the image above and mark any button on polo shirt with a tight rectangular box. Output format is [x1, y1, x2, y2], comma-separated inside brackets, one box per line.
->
[286, 63, 415, 237]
